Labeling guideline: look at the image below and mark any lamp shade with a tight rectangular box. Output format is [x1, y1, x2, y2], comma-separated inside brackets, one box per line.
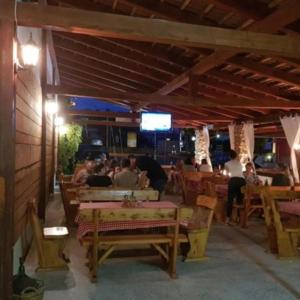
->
[21, 33, 40, 67]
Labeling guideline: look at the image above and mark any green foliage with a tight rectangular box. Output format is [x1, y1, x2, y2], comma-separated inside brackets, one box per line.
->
[58, 124, 82, 174]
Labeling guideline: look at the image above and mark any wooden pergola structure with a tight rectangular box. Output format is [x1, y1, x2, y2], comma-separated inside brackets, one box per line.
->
[0, 0, 300, 297]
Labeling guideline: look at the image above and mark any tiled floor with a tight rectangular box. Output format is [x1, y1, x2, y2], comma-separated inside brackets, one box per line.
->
[25, 192, 300, 300]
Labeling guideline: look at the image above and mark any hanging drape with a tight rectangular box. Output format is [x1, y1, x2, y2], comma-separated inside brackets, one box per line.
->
[202, 126, 212, 166]
[228, 124, 235, 150]
[280, 115, 300, 183]
[243, 122, 255, 162]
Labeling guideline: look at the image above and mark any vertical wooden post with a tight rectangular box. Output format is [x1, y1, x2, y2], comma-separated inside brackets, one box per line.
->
[39, 29, 47, 220]
[0, 0, 16, 298]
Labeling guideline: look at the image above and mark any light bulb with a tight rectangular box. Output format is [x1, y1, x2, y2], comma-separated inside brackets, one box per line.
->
[46, 100, 59, 115]
[21, 33, 40, 67]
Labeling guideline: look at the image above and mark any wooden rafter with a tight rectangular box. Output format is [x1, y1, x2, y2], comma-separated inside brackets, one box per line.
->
[17, 3, 300, 58]
[46, 85, 300, 109]
[157, 0, 300, 95]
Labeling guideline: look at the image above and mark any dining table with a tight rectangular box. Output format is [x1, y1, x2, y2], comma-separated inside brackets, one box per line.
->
[278, 202, 300, 216]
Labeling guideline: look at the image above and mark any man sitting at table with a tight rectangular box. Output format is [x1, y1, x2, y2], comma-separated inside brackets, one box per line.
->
[114, 158, 138, 189]
[86, 164, 113, 187]
[72, 159, 95, 186]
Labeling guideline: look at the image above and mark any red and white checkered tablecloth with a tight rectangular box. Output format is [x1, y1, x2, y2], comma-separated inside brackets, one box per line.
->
[278, 202, 300, 216]
[77, 201, 178, 239]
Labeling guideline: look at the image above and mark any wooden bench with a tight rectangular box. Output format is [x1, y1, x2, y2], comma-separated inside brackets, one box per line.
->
[72, 188, 159, 203]
[80, 202, 180, 282]
[59, 176, 78, 226]
[28, 200, 69, 271]
[260, 188, 300, 258]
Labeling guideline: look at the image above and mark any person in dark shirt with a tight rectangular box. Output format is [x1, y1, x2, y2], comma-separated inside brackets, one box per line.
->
[129, 155, 167, 194]
[272, 164, 293, 186]
[86, 164, 112, 187]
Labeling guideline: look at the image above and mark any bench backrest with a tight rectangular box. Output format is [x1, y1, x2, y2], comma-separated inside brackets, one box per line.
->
[27, 200, 45, 265]
[77, 188, 159, 202]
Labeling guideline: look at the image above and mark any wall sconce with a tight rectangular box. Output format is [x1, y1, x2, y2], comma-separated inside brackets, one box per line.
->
[21, 33, 40, 68]
[46, 100, 59, 115]
[54, 116, 64, 127]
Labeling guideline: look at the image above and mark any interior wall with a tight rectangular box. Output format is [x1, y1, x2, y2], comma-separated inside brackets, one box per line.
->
[14, 27, 56, 265]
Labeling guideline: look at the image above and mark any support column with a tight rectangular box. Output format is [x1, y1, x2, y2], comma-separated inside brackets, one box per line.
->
[39, 29, 47, 220]
[0, 0, 16, 298]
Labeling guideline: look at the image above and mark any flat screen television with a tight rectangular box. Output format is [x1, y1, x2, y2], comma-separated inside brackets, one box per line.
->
[140, 113, 172, 131]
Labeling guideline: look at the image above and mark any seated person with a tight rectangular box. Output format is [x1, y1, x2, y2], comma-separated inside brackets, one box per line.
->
[86, 164, 112, 187]
[183, 156, 196, 172]
[107, 159, 121, 179]
[114, 158, 138, 189]
[72, 159, 95, 186]
[129, 155, 167, 194]
[243, 162, 261, 186]
[199, 158, 213, 172]
[272, 164, 293, 186]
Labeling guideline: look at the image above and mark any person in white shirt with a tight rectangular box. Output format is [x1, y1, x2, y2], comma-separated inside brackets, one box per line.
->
[224, 150, 246, 225]
[199, 159, 213, 172]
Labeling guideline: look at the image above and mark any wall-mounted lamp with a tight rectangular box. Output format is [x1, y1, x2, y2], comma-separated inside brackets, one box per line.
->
[46, 100, 59, 115]
[20, 33, 40, 68]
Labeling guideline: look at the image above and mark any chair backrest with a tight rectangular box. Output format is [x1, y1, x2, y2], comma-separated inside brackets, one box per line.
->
[77, 188, 159, 202]
[186, 195, 217, 230]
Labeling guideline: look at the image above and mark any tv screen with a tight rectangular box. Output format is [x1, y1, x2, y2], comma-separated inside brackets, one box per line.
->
[140, 113, 171, 131]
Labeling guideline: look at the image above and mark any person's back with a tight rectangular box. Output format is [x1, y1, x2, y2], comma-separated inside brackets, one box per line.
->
[136, 156, 167, 193]
[114, 158, 138, 189]
[225, 159, 243, 178]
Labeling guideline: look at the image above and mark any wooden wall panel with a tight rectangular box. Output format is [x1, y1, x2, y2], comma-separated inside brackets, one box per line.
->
[14, 69, 55, 242]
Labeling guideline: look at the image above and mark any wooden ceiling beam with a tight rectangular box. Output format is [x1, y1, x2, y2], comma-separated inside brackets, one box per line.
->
[55, 48, 160, 90]
[203, 0, 269, 20]
[59, 64, 142, 92]
[46, 85, 300, 109]
[17, 3, 300, 58]
[53, 36, 170, 83]
[208, 69, 297, 101]
[156, 0, 300, 95]
[228, 56, 300, 88]
[54, 32, 181, 75]
[115, 0, 215, 25]
[57, 59, 154, 92]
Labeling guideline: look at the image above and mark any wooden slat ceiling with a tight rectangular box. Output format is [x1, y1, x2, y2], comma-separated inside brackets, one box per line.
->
[46, 0, 300, 131]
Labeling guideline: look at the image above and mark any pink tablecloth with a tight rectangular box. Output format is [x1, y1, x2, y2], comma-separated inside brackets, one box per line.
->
[77, 201, 178, 239]
[215, 184, 228, 198]
[278, 202, 300, 216]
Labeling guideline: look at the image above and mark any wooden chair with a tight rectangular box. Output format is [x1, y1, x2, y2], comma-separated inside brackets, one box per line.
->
[181, 171, 213, 205]
[180, 195, 217, 261]
[270, 194, 300, 259]
[59, 177, 78, 226]
[233, 185, 264, 228]
[205, 181, 226, 223]
[80, 205, 180, 282]
[76, 188, 159, 202]
[28, 200, 69, 271]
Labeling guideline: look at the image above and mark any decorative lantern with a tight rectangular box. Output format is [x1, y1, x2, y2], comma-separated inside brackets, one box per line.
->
[21, 33, 40, 68]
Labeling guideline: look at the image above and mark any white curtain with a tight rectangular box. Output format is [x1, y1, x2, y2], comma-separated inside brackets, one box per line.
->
[280, 115, 300, 183]
[228, 124, 235, 150]
[243, 122, 255, 162]
[202, 126, 212, 166]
